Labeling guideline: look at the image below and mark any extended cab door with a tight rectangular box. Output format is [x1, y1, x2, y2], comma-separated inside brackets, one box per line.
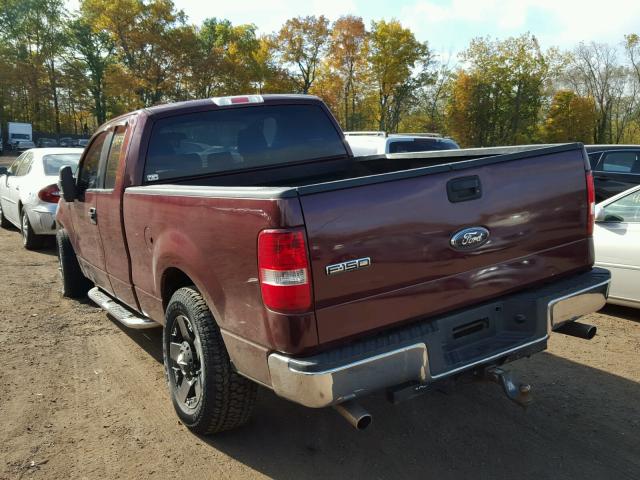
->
[94, 122, 140, 309]
[69, 132, 112, 292]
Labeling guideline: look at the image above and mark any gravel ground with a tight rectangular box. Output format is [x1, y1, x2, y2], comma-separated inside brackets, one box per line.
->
[0, 153, 639, 479]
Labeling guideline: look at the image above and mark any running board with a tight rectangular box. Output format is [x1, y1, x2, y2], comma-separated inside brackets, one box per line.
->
[88, 287, 159, 330]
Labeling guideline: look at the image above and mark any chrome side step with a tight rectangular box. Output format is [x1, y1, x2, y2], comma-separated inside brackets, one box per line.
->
[88, 287, 159, 330]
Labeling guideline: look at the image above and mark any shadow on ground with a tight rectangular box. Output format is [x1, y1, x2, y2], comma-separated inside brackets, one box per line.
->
[114, 320, 640, 480]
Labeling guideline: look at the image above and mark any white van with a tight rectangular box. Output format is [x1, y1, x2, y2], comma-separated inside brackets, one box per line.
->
[345, 131, 459, 156]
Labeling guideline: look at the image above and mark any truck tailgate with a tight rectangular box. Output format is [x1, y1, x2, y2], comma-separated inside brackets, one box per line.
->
[299, 147, 592, 343]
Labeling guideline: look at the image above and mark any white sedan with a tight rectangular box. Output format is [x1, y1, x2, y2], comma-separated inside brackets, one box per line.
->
[594, 184, 640, 308]
[0, 148, 82, 249]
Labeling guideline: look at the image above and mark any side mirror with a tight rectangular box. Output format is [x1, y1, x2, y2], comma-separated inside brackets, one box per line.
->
[59, 165, 77, 202]
[0, 166, 7, 176]
[594, 205, 605, 222]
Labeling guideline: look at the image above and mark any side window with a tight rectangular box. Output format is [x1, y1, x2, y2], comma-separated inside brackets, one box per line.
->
[104, 128, 126, 189]
[588, 152, 601, 170]
[602, 190, 640, 223]
[15, 153, 33, 176]
[601, 151, 640, 174]
[77, 133, 108, 192]
[8, 153, 26, 175]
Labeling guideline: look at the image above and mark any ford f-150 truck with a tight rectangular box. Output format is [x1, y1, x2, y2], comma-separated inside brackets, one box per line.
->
[56, 94, 610, 434]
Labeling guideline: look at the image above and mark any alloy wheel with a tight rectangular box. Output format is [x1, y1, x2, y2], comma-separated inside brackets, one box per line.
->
[168, 314, 204, 411]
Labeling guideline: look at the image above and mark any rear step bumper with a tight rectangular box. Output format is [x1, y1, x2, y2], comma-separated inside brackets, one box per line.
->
[88, 287, 158, 329]
[268, 268, 610, 408]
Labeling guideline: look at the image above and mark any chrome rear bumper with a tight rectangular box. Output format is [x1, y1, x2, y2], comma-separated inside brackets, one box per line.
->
[267, 269, 610, 408]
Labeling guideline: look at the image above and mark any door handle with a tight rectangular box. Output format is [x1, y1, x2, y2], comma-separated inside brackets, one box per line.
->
[447, 175, 482, 203]
[88, 207, 97, 224]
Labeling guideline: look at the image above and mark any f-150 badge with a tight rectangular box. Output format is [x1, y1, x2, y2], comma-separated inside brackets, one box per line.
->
[450, 227, 490, 251]
[326, 257, 371, 276]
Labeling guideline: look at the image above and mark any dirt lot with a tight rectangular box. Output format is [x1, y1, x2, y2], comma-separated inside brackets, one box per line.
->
[0, 153, 639, 479]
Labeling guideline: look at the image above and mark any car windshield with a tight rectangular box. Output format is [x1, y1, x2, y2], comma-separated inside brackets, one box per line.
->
[42, 153, 81, 176]
[144, 104, 347, 181]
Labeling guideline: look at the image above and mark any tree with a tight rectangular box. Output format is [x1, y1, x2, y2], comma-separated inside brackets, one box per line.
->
[541, 90, 596, 142]
[276, 15, 330, 94]
[447, 34, 549, 147]
[368, 20, 431, 132]
[66, 12, 115, 124]
[328, 16, 367, 129]
[565, 42, 628, 143]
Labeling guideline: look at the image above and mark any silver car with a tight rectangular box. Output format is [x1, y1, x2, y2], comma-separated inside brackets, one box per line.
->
[0, 148, 83, 249]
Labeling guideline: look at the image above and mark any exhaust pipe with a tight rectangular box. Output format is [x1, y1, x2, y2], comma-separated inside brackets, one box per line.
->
[555, 321, 597, 340]
[333, 400, 372, 430]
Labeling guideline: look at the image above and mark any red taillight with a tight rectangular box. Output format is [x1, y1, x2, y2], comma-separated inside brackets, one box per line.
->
[586, 171, 595, 236]
[38, 184, 60, 204]
[258, 229, 312, 313]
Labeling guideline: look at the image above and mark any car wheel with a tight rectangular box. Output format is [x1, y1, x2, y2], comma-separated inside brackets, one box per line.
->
[21, 209, 42, 250]
[164, 287, 257, 435]
[0, 202, 10, 229]
[56, 229, 92, 298]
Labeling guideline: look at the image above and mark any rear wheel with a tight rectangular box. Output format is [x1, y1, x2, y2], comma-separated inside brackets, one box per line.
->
[21, 210, 42, 250]
[164, 287, 257, 435]
[57, 229, 92, 298]
[0, 202, 10, 229]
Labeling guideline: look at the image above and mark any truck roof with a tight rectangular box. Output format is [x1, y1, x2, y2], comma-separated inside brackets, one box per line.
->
[143, 94, 323, 117]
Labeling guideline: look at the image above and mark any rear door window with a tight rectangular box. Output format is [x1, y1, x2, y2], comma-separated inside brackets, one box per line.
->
[104, 128, 126, 189]
[144, 104, 347, 181]
[601, 151, 640, 173]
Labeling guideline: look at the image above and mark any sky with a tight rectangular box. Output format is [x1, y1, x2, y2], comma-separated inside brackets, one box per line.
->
[68, 0, 640, 60]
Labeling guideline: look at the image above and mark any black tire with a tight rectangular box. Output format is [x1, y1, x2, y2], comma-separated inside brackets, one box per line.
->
[164, 287, 257, 435]
[56, 229, 92, 298]
[21, 209, 42, 250]
[0, 201, 10, 229]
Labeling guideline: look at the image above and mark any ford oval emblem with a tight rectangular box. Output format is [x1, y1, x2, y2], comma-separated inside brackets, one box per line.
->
[450, 227, 490, 251]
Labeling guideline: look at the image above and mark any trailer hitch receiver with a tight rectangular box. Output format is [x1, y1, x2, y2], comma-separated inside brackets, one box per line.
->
[482, 366, 532, 408]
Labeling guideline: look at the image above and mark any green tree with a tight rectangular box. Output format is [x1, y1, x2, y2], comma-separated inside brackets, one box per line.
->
[276, 15, 330, 94]
[447, 34, 549, 147]
[541, 90, 597, 142]
[368, 20, 431, 132]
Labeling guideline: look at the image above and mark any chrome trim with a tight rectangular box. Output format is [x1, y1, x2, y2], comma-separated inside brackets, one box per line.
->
[267, 275, 611, 409]
[268, 344, 428, 408]
[88, 287, 159, 330]
[547, 279, 610, 331]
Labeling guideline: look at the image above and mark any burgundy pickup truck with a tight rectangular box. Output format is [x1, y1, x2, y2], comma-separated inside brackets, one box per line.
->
[56, 94, 610, 433]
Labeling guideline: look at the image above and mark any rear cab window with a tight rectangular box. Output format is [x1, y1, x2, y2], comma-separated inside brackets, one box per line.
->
[43, 154, 82, 176]
[144, 104, 347, 182]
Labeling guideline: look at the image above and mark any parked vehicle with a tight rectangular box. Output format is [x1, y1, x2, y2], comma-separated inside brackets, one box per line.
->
[12, 140, 36, 152]
[77, 138, 89, 147]
[586, 145, 640, 201]
[37, 138, 59, 148]
[345, 131, 459, 156]
[594, 184, 640, 308]
[55, 94, 609, 434]
[0, 148, 82, 249]
[7, 122, 33, 151]
[59, 137, 74, 147]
